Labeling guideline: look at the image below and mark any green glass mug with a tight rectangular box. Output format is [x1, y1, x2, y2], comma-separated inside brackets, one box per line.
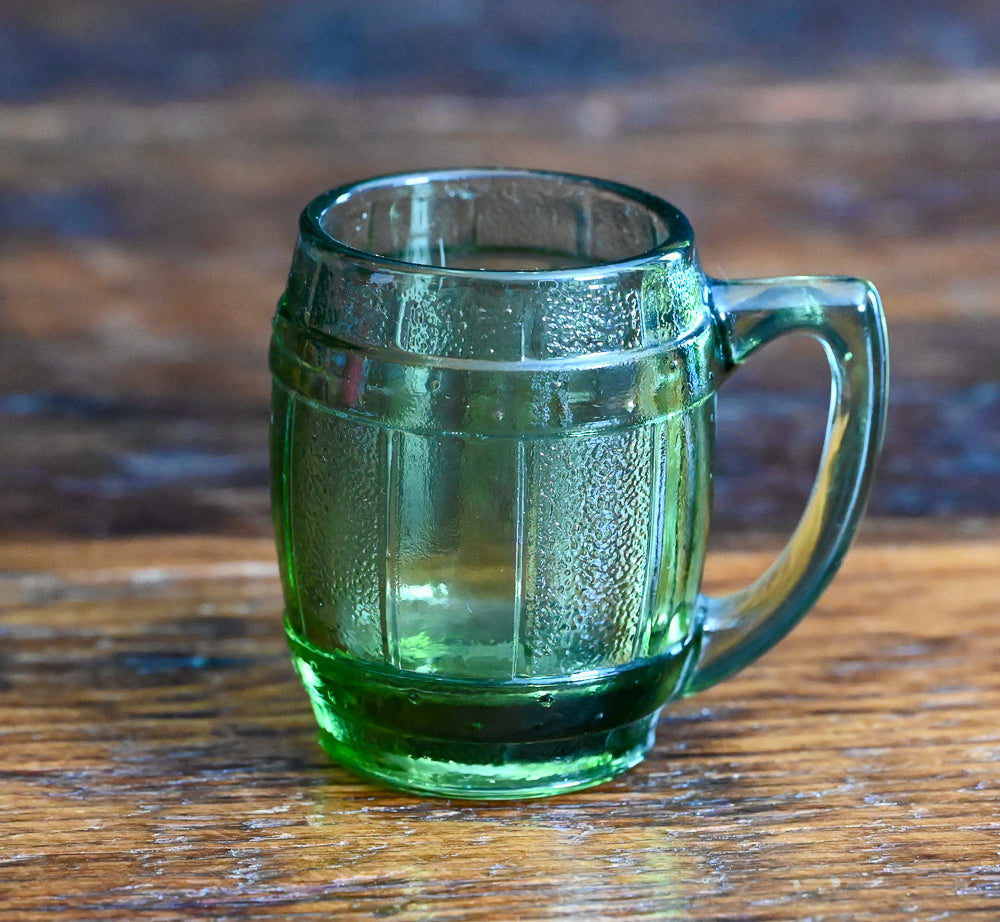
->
[270, 169, 888, 798]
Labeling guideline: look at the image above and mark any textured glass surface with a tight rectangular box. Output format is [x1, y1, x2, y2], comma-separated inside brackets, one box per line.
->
[521, 426, 656, 674]
[282, 394, 384, 660]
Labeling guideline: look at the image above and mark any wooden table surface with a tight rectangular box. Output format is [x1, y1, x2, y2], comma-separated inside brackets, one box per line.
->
[2, 3, 999, 919]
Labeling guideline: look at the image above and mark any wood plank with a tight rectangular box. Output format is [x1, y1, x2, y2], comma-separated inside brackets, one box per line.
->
[2, 533, 998, 919]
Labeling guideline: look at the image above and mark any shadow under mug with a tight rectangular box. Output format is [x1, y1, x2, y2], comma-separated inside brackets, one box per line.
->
[269, 169, 888, 798]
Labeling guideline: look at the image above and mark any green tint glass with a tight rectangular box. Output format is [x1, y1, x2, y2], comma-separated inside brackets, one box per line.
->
[269, 169, 888, 798]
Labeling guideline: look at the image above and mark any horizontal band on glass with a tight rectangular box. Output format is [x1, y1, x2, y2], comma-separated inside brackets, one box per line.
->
[269, 315, 722, 437]
[281, 238, 707, 363]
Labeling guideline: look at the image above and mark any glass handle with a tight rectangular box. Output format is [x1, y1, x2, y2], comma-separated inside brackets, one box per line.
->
[686, 276, 889, 695]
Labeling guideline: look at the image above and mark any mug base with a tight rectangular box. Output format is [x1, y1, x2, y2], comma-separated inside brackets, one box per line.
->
[287, 618, 698, 799]
[315, 712, 658, 799]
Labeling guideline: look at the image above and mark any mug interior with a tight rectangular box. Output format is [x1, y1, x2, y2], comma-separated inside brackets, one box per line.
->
[314, 169, 686, 272]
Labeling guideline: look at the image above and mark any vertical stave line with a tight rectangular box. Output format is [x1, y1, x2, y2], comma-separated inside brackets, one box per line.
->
[380, 428, 401, 667]
[637, 420, 665, 660]
[282, 390, 306, 638]
[511, 438, 529, 678]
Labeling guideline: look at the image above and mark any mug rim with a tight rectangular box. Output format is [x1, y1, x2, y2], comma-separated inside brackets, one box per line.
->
[300, 167, 695, 281]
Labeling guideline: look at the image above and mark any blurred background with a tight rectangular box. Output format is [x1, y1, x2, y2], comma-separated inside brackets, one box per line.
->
[1, 0, 998, 544]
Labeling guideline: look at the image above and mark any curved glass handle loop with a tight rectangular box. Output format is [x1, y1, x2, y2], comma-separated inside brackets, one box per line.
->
[686, 276, 889, 695]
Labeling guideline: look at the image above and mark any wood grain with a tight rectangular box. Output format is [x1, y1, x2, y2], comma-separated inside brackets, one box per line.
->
[2, 533, 999, 920]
